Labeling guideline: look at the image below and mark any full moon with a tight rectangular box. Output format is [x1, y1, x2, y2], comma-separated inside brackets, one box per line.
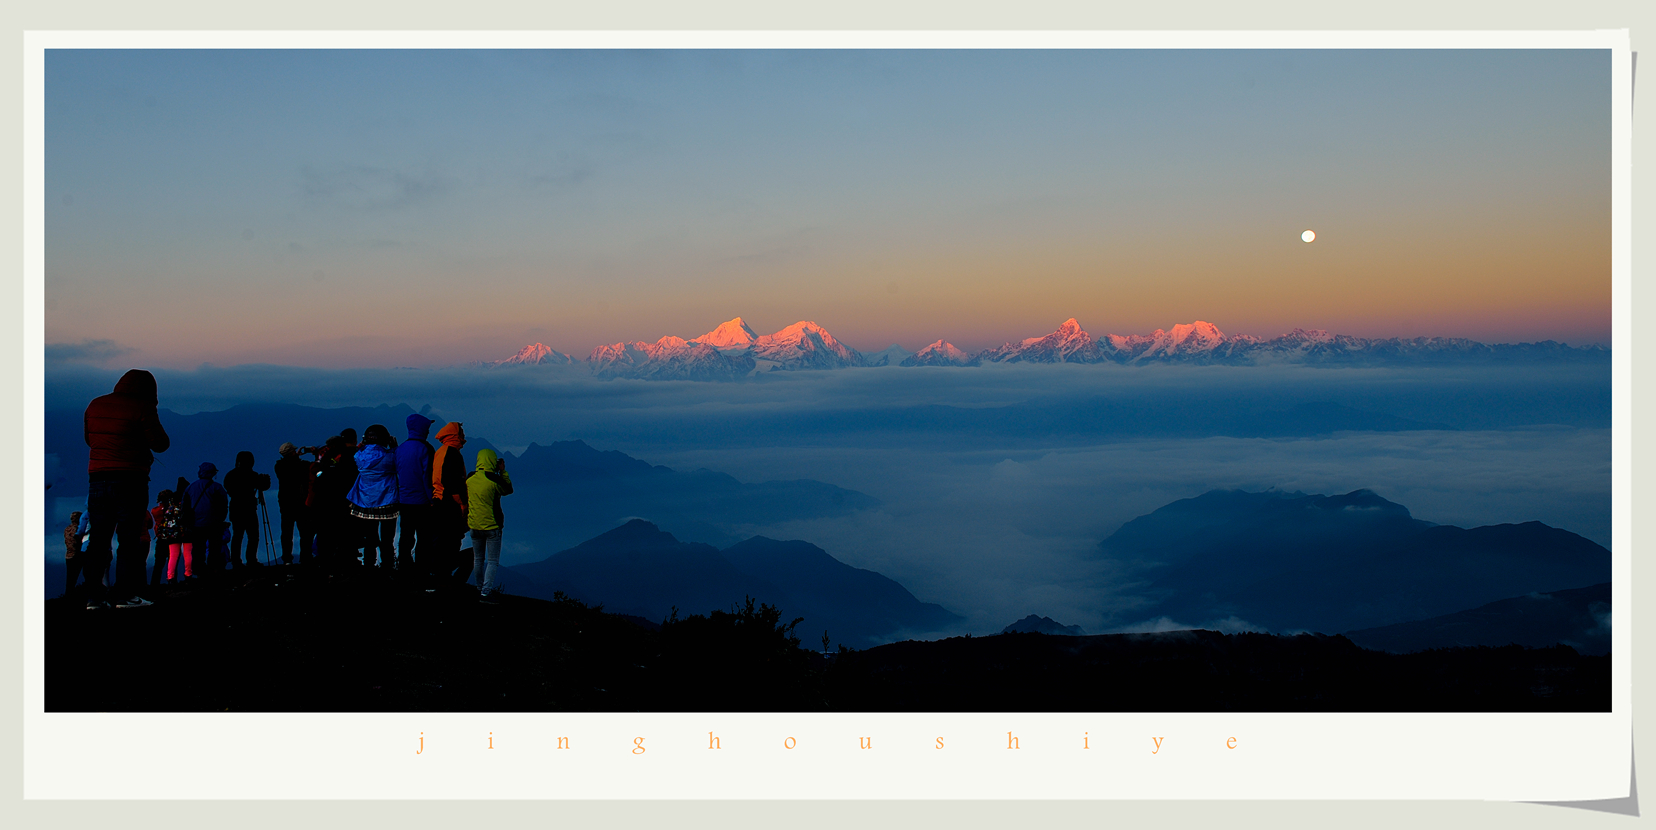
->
[1301, 229, 1316, 243]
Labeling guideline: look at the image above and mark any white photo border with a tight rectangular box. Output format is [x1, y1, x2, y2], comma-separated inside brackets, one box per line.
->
[21, 28, 1634, 802]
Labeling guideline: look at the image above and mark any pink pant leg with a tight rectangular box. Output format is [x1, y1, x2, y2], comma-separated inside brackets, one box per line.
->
[169, 542, 195, 579]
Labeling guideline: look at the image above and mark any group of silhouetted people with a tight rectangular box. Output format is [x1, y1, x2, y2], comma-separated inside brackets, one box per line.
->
[68, 369, 514, 610]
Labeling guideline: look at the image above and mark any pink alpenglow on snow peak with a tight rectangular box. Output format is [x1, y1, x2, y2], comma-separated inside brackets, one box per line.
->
[975, 318, 1103, 364]
[1106, 320, 1230, 363]
[588, 335, 755, 381]
[583, 318, 863, 380]
[493, 342, 572, 366]
[692, 317, 760, 350]
[751, 321, 865, 370]
[507, 315, 1607, 381]
[902, 340, 971, 367]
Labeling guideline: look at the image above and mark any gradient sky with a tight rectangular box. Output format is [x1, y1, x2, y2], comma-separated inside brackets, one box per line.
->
[44, 49, 1610, 368]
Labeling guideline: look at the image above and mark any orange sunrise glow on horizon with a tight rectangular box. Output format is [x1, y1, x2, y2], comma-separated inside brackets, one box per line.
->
[43, 49, 1609, 369]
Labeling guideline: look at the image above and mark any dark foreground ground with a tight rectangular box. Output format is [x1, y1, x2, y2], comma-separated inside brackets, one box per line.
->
[46, 566, 1609, 712]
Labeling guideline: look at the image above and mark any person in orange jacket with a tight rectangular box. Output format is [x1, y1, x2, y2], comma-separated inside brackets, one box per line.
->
[430, 421, 469, 583]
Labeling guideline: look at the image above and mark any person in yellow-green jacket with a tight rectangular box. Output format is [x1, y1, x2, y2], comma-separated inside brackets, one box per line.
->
[465, 448, 513, 602]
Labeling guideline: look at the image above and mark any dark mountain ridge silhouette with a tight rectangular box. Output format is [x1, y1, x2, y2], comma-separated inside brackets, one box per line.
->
[496, 439, 881, 555]
[1002, 614, 1086, 635]
[1225, 522, 1612, 633]
[721, 536, 960, 644]
[507, 520, 788, 623]
[1107, 488, 1611, 636]
[503, 520, 957, 647]
[1344, 582, 1610, 655]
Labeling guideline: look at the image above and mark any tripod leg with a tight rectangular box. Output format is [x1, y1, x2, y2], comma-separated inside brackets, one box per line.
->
[259, 499, 275, 565]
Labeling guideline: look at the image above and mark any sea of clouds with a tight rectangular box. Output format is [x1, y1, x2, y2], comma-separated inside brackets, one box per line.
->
[44, 360, 1610, 635]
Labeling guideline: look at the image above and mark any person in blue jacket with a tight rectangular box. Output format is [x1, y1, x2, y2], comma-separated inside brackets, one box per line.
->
[347, 423, 399, 570]
[185, 462, 229, 578]
[394, 414, 436, 576]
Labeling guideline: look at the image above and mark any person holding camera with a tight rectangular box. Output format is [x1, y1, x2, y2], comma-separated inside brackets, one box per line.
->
[273, 442, 314, 565]
[308, 435, 359, 568]
[223, 451, 272, 569]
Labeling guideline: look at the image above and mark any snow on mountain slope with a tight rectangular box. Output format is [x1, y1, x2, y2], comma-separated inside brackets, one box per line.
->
[865, 344, 915, 367]
[692, 317, 759, 349]
[751, 321, 865, 370]
[588, 336, 755, 381]
[560, 315, 1607, 381]
[973, 319, 1104, 364]
[902, 340, 971, 367]
[492, 342, 573, 366]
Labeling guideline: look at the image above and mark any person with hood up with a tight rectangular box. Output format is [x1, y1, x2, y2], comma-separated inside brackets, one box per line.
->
[273, 442, 312, 565]
[394, 414, 436, 575]
[465, 448, 513, 602]
[185, 462, 229, 578]
[222, 451, 272, 569]
[83, 368, 170, 609]
[430, 421, 470, 583]
[347, 424, 399, 569]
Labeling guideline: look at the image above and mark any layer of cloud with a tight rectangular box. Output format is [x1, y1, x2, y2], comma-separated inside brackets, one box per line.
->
[44, 361, 1611, 638]
[299, 164, 454, 211]
[44, 339, 136, 365]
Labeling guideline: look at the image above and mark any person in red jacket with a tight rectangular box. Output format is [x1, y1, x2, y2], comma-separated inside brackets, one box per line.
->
[83, 369, 169, 609]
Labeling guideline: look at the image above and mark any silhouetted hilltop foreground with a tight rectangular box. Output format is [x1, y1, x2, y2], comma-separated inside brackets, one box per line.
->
[46, 567, 1606, 712]
[827, 632, 1605, 712]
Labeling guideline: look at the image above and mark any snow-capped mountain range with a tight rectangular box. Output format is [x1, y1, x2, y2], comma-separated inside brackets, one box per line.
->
[488, 318, 1607, 380]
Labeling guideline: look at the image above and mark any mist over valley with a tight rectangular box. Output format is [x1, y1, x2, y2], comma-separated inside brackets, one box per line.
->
[44, 359, 1610, 646]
